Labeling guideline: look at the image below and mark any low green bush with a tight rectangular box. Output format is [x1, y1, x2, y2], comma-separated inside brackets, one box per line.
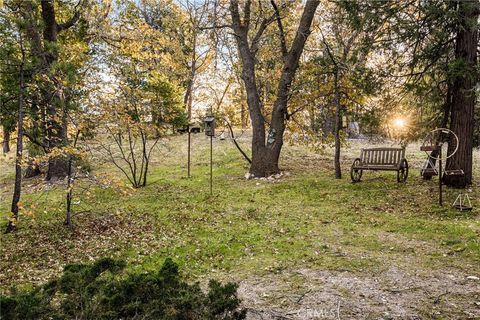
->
[0, 258, 246, 320]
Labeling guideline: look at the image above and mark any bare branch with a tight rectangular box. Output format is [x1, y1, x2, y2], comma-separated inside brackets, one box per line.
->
[23, 132, 48, 152]
[250, 13, 277, 55]
[58, 0, 84, 31]
[319, 29, 338, 67]
[224, 119, 252, 164]
[200, 24, 232, 30]
[244, 0, 252, 28]
[270, 0, 288, 58]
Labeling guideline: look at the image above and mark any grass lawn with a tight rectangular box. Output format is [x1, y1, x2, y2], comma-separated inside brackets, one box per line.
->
[1, 133, 479, 319]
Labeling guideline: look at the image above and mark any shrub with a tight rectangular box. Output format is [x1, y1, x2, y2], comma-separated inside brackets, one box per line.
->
[0, 258, 246, 320]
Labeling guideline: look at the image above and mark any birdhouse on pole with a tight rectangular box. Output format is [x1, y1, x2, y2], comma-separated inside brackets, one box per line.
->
[204, 116, 215, 137]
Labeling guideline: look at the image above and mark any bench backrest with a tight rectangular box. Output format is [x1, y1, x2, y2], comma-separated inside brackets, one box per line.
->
[360, 147, 405, 166]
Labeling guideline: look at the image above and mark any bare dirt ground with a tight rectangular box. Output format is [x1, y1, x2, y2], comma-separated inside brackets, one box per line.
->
[239, 266, 480, 320]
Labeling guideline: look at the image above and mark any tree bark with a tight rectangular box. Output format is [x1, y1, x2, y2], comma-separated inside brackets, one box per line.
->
[333, 69, 342, 179]
[21, 1, 82, 180]
[2, 126, 10, 154]
[240, 101, 247, 129]
[5, 34, 26, 234]
[230, 0, 267, 176]
[64, 130, 80, 228]
[230, 0, 320, 177]
[41, 1, 70, 180]
[444, 0, 479, 187]
[65, 155, 73, 228]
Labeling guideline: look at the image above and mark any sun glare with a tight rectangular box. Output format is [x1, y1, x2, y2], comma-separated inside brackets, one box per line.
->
[393, 118, 406, 128]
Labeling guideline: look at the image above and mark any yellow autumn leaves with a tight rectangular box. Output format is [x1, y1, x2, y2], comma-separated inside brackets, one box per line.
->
[6, 202, 36, 225]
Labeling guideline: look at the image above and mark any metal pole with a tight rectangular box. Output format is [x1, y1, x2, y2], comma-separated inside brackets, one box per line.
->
[439, 148, 443, 206]
[210, 135, 213, 195]
[187, 124, 191, 178]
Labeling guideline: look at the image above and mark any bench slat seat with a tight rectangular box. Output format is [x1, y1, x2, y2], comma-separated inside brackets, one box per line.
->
[354, 165, 401, 171]
[350, 147, 408, 182]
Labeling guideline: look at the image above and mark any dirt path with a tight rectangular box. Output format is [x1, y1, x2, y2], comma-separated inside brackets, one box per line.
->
[239, 267, 480, 319]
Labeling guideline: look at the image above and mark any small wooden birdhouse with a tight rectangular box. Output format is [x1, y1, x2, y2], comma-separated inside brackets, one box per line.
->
[204, 116, 215, 136]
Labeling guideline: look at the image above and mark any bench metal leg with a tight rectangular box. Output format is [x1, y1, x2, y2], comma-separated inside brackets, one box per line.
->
[397, 159, 409, 182]
[350, 158, 363, 182]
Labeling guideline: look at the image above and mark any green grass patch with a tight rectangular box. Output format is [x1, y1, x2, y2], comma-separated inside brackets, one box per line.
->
[1, 136, 479, 291]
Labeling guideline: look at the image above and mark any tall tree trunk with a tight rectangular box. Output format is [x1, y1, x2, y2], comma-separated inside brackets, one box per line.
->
[22, 1, 81, 180]
[2, 126, 10, 154]
[64, 130, 80, 228]
[230, 0, 320, 177]
[141, 130, 148, 187]
[24, 96, 43, 178]
[229, 0, 267, 176]
[41, 1, 70, 180]
[65, 154, 73, 228]
[5, 35, 26, 234]
[333, 69, 342, 179]
[444, 0, 479, 187]
[243, 51, 268, 176]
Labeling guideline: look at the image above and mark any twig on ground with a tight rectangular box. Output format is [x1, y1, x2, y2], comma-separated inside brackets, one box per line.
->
[295, 289, 311, 303]
[384, 286, 423, 293]
[433, 289, 449, 304]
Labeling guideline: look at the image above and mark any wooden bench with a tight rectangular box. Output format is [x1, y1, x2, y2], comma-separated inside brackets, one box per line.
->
[350, 147, 409, 182]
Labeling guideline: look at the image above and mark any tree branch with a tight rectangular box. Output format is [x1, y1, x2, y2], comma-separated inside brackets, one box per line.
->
[230, 0, 243, 33]
[58, 0, 84, 31]
[244, 0, 252, 29]
[320, 30, 338, 67]
[270, 0, 288, 58]
[23, 132, 48, 152]
[250, 13, 277, 55]
[200, 24, 232, 30]
[224, 119, 251, 164]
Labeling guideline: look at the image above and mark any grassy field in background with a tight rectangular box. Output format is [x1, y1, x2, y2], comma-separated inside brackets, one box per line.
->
[0, 133, 479, 317]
